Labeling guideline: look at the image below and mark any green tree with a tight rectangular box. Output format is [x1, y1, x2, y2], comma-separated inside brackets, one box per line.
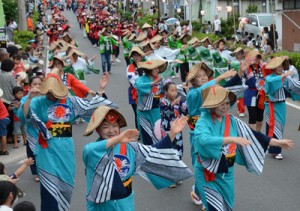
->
[246, 5, 258, 13]
[3, 0, 17, 21]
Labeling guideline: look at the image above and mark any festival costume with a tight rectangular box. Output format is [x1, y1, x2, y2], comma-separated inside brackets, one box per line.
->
[194, 86, 273, 210]
[160, 98, 187, 159]
[82, 106, 192, 210]
[83, 135, 192, 211]
[135, 60, 167, 145]
[194, 112, 271, 210]
[135, 75, 163, 145]
[264, 62, 300, 154]
[27, 70, 118, 211]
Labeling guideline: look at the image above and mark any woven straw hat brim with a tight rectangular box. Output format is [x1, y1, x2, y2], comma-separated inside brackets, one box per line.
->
[137, 60, 168, 73]
[199, 37, 211, 44]
[67, 49, 85, 58]
[62, 33, 71, 39]
[135, 33, 147, 42]
[128, 34, 137, 41]
[247, 50, 263, 60]
[230, 47, 244, 57]
[49, 56, 67, 68]
[213, 38, 226, 49]
[201, 86, 237, 108]
[178, 33, 191, 40]
[186, 62, 214, 82]
[16, 72, 27, 80]
[142, 23, 152, 29]
[129, 46, 145, 58]
[265, 57, 287, 69]
[84, 106, 127, 136]
[187, 37, 200, 45]
[150, 35, 163, 43]
[139, 40, 150, 48]
[40, 77, 68, 99]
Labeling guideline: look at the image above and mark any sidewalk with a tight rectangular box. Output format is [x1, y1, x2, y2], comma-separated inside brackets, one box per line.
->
[1, 143, 27, 165]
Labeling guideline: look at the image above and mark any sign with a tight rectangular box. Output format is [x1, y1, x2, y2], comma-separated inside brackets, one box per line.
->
[0, 40, 7, 48]
[0, 27, 6, 34]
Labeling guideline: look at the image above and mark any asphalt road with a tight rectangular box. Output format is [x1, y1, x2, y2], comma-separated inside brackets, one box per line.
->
[5, 10, 300, 211]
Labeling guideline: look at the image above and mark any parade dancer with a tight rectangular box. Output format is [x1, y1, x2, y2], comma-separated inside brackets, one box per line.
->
[194, 85, 294, 211]
[264, 57, 300, 160]
[82, 106, 192, 211]
[23, 68, 117, 211]
[135, 60, 167, 145]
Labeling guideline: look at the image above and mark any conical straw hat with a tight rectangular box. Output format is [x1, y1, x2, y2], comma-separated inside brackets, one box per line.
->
[201, 85, 237, 108]
[137, 60, 168, 73]
[142, 23, 152, 29]
[265, 56, 287, 69]
[135, 33, 147, 42]
[129, 46, 145, 58]
[186, 62, 214, 82]
[40, 68, 68, 99]
[84, 106, 127, 136]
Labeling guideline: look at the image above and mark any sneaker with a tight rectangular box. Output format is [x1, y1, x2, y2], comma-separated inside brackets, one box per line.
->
[172, 76, 176, 79]
[275, 154, 283, 160]
[239, 113, 245, 117]
[176, 181, 183, 185]
[93, 44, 97, 48]
[191, 191, 202, 206]
[169, 184, 176, 188]
[176, 73, 180, 78]
[116, 58, 121, 63]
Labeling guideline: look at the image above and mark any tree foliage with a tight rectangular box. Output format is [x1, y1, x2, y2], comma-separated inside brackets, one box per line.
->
[3, 0, 18, 21]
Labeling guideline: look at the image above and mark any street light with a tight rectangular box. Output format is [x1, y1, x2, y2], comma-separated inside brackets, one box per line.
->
[177, 8, 181, 13]
[217, 6, 222, 12]
[162, 0, 165, 2]
[151, 1, 155, 5]
[226, 6, 232, 12]
[200, 10, 205, 16]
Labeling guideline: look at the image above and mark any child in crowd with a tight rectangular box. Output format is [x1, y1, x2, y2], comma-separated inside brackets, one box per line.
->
[11, 87, 26, 148]
[14, 201, 36, 211]
[12, 55, 25, 77]
[160, 80, 187, 162]
[0, 89, 11, 156]
[0, 158, 34, 183]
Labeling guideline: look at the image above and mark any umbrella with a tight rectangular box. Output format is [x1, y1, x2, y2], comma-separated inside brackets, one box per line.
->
[165, 18, 179, 25]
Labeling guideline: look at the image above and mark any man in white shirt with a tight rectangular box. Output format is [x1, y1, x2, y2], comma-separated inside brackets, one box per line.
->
[214, 15, 221, 36]
[175, 21, 182, 37]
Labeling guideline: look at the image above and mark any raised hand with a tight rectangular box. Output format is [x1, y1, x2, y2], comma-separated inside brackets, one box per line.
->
[171, 96, 181, 107]
[220, 69, 237, 80]
[28, 87, 40, 99]
[169, 116, 188, 142]
[24, 157, 35, 166]
[151, 77, 162, 86]
[99, 73, 109, 91]
[119, 129, 140, 144]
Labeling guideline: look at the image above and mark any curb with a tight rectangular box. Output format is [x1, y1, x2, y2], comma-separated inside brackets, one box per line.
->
[1, 145, 27, 165]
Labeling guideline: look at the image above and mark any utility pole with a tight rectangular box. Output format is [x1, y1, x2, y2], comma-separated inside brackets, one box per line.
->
[168, 0, 174, 18]
[18, 0, 27, 31]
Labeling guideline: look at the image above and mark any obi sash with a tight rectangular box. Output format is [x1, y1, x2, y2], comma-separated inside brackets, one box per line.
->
[187, 115, 199, 130]
[118, 143, 132, 197]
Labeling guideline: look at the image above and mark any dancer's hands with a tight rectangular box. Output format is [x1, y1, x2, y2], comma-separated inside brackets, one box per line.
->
[169, 116, 188, 142]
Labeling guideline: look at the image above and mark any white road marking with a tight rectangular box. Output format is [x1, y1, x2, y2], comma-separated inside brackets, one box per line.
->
[287, 102, 300, 110]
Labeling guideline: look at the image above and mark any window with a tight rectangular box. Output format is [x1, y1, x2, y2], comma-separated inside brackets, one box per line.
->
[283, 0, 300, 10]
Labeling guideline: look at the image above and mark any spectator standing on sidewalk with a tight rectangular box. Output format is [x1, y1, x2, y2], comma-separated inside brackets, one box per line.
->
[214, 15, 221, 36]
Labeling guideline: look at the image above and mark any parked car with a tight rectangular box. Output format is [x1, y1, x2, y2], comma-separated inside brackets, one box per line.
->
[244, 13, 275, 38]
